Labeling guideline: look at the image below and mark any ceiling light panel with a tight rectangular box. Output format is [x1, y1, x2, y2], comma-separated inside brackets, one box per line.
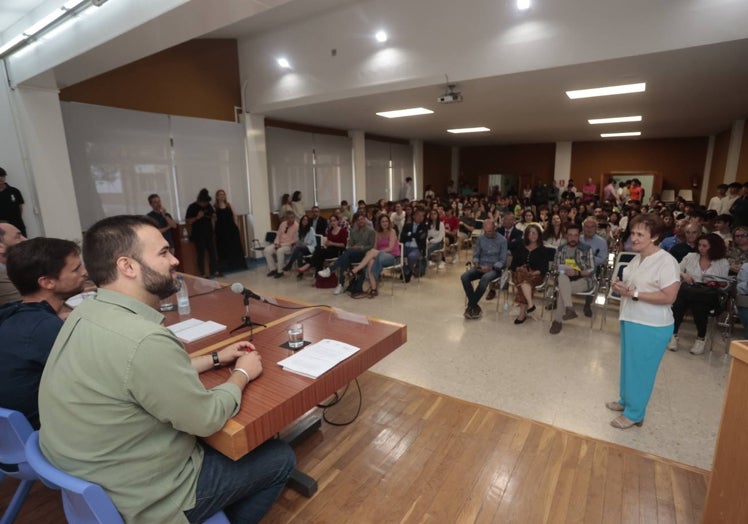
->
[588, 116, 643, 125]
[277, 57, 291, 69]
[600, 131, 642, 138]
[517, 0, 531, 10]
[566, 83, 646, 99]
[447, 127, 491, 134]
[375, 30, 388, 43]
[376, 107, 434, 118]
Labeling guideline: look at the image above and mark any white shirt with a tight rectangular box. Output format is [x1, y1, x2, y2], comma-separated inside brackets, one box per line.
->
[707, 195, 723, 212]
[679, 252, 729, 283]
[619, 249, 680, 327]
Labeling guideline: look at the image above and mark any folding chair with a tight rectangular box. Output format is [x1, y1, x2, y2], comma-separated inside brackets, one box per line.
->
[599, 251, 637, 330]
[383, 243, 407, 294]
[24, 432, 230, 524]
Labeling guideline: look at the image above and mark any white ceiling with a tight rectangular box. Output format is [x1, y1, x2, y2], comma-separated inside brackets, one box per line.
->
[2, 0, 748, 147]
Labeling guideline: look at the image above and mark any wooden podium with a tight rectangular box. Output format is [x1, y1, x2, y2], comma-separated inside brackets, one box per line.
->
[703, 340, 748, 521]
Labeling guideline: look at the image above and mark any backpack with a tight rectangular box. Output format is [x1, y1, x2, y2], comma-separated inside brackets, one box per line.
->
[345, 270, 367, 294]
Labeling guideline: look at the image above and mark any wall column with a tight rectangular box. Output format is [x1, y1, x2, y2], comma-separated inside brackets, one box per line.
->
[245, 113, 271, 255]
[451, 146, 459, 193]
[411, 139, 423, 200]
[8, 83, 82, 240]
[725, 119, 745, 184]
[349, 130, 366, 203]
[700, 135, 716, 206]
[554, 141, 572, 186]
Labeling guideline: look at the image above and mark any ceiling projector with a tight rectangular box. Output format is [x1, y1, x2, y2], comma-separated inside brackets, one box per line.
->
[438, 92, 463, 104]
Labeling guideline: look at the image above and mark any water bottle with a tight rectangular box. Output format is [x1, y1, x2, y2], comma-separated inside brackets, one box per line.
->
[176, 275, 191, 316]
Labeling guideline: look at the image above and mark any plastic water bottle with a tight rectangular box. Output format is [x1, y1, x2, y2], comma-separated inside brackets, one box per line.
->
[176, 275, 191, 316]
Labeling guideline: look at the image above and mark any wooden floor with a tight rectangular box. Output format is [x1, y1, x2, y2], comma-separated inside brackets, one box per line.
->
[1, 372, 708, 523]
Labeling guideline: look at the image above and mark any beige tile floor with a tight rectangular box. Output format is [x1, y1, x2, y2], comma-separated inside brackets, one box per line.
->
[230, 259, 731, 471]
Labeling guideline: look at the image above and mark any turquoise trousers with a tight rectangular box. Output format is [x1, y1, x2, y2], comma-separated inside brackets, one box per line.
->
[618, 321, 673, 422]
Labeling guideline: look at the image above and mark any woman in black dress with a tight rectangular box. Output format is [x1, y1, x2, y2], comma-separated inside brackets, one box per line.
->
[185, 188, 221, 278]
[214, 189, 247, 271]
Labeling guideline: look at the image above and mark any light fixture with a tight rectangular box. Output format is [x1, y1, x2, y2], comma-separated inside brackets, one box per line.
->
[375, 30, 388, 43]
[517, 0, 531, 10]
[601, 131, 642, 138]
[447, 127, 491, 134]
[277, 57, 291, 69]
[376, 107, 434, 118]
[588, 115, 643, 125]
[566, 82, 646, 99]
[0, 0, 99, 59]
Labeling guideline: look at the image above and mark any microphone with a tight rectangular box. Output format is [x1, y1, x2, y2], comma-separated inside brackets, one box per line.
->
[230, 283, 263, 301]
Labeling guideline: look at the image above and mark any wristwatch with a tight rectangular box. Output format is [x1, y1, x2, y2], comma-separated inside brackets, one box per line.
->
[211, 351, 221, 368]
[632, 290, 639, 301]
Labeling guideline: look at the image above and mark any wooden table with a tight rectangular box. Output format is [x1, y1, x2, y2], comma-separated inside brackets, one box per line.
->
[162, 281, 407, 461]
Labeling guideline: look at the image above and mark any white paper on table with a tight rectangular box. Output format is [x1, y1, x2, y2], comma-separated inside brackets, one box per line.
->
[277, 338, 360, 379]
[167, 318, 227, 343]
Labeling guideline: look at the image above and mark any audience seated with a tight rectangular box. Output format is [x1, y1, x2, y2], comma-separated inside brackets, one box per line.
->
[399, 208, 428, 282]
[669, 223, 700, 262]
[298, 214, 348, 277]
[668, 233, 729, 355]
[283, 215, 316, 275]
[509, 224, 550, 325]
[318, 213, 375, 294]
[580, 217, 609, 317]
[549, 224, 594, 335]
[0, 221, 26, 305]
[461, 219, 507, 320]
[497, 212, 523, 252]
[726, 225, 748, 274]
[426, 209, 446, 270]
[265, 211, 299, 278]
[347, 214, 400, 298]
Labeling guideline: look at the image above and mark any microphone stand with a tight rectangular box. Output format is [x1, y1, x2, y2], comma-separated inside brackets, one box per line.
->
[230, 294, 267, 340]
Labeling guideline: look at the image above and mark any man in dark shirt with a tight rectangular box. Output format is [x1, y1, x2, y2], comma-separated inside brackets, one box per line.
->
[0, 237, 86, 428]
[146, 193, 178, 249]
[310, 205, 328, 235]
[670, 223, 700, 262]
[0, 167, 26, 236]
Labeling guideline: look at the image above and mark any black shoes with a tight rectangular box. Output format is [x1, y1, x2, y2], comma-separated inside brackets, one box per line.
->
[527, 305, 536, 313]
[514, 316, 527, 324]
[266, 270, 277, 277]
[583, 304, 593, 317]
[486, 289, 496, 300]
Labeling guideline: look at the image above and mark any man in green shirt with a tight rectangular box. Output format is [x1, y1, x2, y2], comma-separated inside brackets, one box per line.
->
[39, 215, 295, 523]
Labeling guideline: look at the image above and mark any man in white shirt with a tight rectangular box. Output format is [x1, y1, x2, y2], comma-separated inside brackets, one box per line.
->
[708, 184, 728, 212]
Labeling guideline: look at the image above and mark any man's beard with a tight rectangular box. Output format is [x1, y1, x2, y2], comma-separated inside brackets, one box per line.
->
[136, 257, 179, 299]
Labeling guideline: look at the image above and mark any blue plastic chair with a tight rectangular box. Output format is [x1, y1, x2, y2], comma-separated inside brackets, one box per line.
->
[24, 432, 229, 524]
[0, 407, 37, 524]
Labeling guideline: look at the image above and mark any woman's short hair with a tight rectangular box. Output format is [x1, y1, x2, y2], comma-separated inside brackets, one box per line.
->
[628, 213, 665, 244]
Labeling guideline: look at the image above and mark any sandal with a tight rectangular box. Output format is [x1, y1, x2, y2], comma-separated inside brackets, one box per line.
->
[610, 415, 643, 429]
[605, 401, 624, 412]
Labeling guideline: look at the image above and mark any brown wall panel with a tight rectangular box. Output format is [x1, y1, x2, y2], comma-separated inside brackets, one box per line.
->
[459, 143, 556, 190]
[59, 39, 241, 122]
[423, 143, 452, 197]
[571, 137, 708, 200]
[707, 129, 731, 202]
[737, 126, 748, 183]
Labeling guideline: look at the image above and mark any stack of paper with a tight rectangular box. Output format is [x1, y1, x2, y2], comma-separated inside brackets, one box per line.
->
[168, 318, 227, 343]
[277, 338, 360, 379]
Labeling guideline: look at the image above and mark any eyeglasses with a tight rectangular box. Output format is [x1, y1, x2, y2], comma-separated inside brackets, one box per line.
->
[734, 233, 748, 238]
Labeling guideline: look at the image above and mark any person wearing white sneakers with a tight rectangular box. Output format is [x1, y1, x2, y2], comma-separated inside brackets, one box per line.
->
[668, 233, 729, 354]
[609, 214, 680, 430]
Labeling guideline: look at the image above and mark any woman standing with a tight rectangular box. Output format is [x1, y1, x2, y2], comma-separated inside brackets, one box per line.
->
[214, 189, 247, 271]
[348, 214, 400, 298]
[283, 215, 316, 275]
[510, 224, 550, 324]
[185, 188, 221, 278]
[279, 193, 293, 216]
[668, 233, 729, 354]
[609, 214, 680, 429]
[291, 191, 305, 220]
[299, 215, 348, 277]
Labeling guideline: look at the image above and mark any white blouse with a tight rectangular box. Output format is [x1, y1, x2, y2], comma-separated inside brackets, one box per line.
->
[679, 252, 729, 283]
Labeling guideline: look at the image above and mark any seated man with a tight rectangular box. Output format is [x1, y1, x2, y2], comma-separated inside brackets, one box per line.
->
[318, 213, 375, 294]
[38, 215, 295, 523]
[550, 224, 594, 334]
[0, 221, 27, 305]
[399, 208, 428, 282]
[264, 210, 299, 278]
[580, 217, 608, 317]
[461, 218, 507, 319]
[0, 237, 86, 429]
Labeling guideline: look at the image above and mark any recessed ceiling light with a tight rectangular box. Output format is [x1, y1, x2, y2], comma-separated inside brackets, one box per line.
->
[447, 127, 491, 134]
[601, 131, 642, 138]
[588, 115, 643, 125]
[566, 82, 646, 99]
[517, 0, 531, 10]
[376, 107, 434, 118]
[375, 30, 388, 43]
[277, 57, 291, 69]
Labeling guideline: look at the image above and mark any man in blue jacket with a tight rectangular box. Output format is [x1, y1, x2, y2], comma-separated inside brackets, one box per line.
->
[461, 219, 507, 319]
[0, 237, 86, 428]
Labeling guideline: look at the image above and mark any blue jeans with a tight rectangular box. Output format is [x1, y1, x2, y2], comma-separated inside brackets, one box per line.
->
[184, 440, 296, 523]
[427, 241, 444, 260]
[370, 251, 396, 279]
[403, 246, 424, 277]
[739, 306, 748, 339]
[330, 248, 366, 285]
[461, 268, 499, 307]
